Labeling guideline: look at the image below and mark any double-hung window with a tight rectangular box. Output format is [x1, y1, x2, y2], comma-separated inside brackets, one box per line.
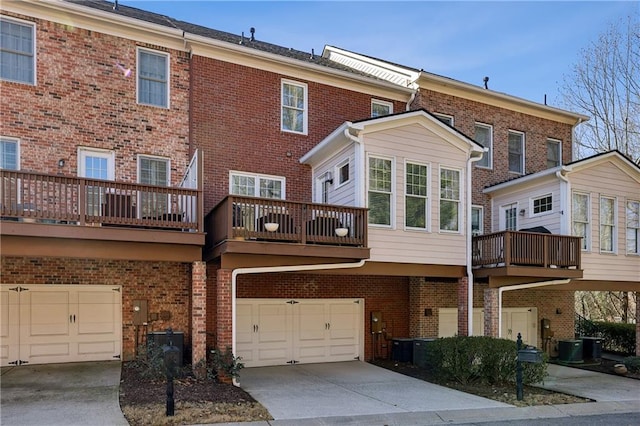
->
[439, 168, 460, 232]
[137, 48, 169, 108]
[475, 123, 492, 169]
[371, 99, 393, 118]
[627, 200, 640, 255]
[572, 192, 590, 250]
[0, 17, 35, 84]
[230, 172, 285, 199]
[0, 137, 19, 169]
[138, 155, 170, 217]
[546, 139, 561, 168]
[405, 162, 428, 230]
[281, 80, 307, 134]
[368, 156, 392, 226]
[508, 130, 525, 174]
[600, 196, 616, 253]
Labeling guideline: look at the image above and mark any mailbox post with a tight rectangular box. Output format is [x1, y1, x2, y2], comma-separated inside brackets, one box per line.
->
[162, 328, 180, 416]
[515, 332, 543, 401]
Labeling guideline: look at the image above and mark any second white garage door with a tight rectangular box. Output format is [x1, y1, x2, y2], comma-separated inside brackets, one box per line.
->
[237, 298, 363, 367]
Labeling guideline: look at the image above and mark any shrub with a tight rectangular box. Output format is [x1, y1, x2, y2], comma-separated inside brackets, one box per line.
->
[129, 340, 186, 380]
[623, 356, 640, 374]
[200, 346, 244, 381]
[425, 336, 548, 386]
[579, 321, 636, 355]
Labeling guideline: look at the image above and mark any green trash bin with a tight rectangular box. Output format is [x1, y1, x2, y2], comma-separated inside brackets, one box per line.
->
[413, 338, 436, 368]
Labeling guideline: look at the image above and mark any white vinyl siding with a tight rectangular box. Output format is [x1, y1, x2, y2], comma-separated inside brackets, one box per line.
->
[439, 167, 460, 232]
[600, 196, 616, 253]
[627, 200, 640, 255]
[405, 161, 428, 230]
[475, 123, 492, 169]
[281, 80, 307, 134]
[137, 48, 169, 108]
[0, 17, 35, 85]
[0, 137, 19, 170]
[368, 156, 393, 226]
[508, 130, 525, 174]
[573, 192, 590, 251]
[546, 139, 561, 168]
[371, 99, 393, 118]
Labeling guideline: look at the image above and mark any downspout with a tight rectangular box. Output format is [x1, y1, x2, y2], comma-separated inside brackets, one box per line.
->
[406, 90, 417, 111]
[231, 259, 366, 384]
[555, 167, 570, 234]
[467, 150, 485, 334]
[498, 279, 571, 338]
[344, 125, 366, 207]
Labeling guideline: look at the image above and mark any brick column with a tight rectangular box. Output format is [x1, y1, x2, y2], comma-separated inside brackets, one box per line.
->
[191, 261, 207, 375]
[636, 292, 640, 356]
[216, 269, 233, 352]
[484, 287, 500, 337]
[457, 277, 469, 336]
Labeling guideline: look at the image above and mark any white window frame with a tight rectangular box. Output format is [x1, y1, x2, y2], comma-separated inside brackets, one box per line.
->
[599, 196, 617, 254]
[500, 202, 518, 231]
[572, 192, 590, 251]
[546, 138, 562, 168]
[471, 205, 483, 236]
[336, 160, 350, 187]
[531, 193, 553, 217]
[371, 99, 393, 118]
[0, 136, 20, 170]
[0, 17, 36, 85]
[137, 47, 170, 108]
[229, 171, 286, 199]
[508, 130, 525, 174]
[433, 113, 454, 126]
[626, 199, 640, 255]
[78, 147, 115, 180]
[137, 154, 170, 186]
[439, 166, 461, 233]
[367, 154, 394, 228]
[474, 123, 493, 169]
[281, 79, 308, 135]
[404, 160, 429, 231]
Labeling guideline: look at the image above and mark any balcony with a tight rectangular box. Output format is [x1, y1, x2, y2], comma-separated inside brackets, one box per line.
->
[204, 195, 370, 263]
[0, 170, 204, 253]
[472, 230, 583, 284]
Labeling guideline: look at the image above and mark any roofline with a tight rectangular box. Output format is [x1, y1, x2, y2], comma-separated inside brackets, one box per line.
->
[299, 122, 350, 164]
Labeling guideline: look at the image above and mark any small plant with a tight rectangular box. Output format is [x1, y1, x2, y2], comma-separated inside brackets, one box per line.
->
[623, 356, 640, 374]
[203, 346, 244, 382]
[128, 340, 187, 380]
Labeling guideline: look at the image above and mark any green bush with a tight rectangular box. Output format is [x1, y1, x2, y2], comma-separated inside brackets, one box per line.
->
[425, 336, 548, 385]
[581, 321, 636, 355]
[623, 356, 640, 374]
[198, 346, 244, 381]
[129, 341, 187, 380]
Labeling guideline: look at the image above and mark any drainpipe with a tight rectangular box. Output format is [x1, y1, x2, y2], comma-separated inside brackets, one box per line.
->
[231, 259, 366, 384]
[406, 90, 417, 111]
[498, 279, 571, 338]
[467, 150, 485, 334]
[344, 125, 366, 207]
[555, 168, 570, 234]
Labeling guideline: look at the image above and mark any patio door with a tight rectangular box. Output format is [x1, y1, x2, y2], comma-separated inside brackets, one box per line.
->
[500, 203, 518, 231]
[78, 148, 115, 217]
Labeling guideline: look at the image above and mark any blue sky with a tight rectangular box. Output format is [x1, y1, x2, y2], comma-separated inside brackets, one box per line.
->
[124, 1, 638, 107]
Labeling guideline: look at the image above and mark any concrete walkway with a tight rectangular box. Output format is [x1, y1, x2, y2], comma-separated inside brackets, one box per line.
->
[0, 361, 128, 426]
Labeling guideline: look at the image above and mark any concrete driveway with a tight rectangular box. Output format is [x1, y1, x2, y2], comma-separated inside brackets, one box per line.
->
[239, 361, 510, 420]
[0, 361, 128, 426]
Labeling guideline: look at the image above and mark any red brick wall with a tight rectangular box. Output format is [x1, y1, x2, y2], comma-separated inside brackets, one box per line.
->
[0, 12, 190, 183]
[190, 55, 405, 212]
[1, 256, 192, 360]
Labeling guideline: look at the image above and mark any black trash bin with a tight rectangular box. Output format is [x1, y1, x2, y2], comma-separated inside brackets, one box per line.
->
[413, 338, 436, 368]
[581, 337, 602, 360]
[391, 338, 414, 363]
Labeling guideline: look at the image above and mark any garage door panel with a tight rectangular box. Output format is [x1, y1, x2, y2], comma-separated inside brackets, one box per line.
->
[77, 340, 117, 355]
[77, 306, 117, 335]
[27, 342, 70, 358]
[0, 289, 19, 366]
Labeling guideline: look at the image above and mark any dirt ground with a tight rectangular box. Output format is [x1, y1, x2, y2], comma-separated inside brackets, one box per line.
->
[119, 356, 637, 424]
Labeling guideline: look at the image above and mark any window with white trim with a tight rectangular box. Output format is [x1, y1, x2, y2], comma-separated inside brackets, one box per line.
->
[627, 200, 640, 255]
[0, 137, 19, 169]
[439, 167, 460, 232]
[472, 206, 483, 235]
[138, 155, 170, 216]
[368, 156, 392, 226]
[434, 113, 454, 126]
[475, 123, 492, 169]
[600, 196, 616, 253]
[0, 17, 35, 84]
[508, 130, 525, 174]
[137, 48, 169, 108]
[572, 192, 590, 250]
[546, 139, 561, 168]
[371, 99, 393, 118]
[78, 147, 115, 217]
[532, 194, 553, 215]
[230, 172, 285, 199]
[501, 203, 518, 231]
[281, 79, 307, 134]
[337, 160, 350, 186]
[405, 161, 428, 230]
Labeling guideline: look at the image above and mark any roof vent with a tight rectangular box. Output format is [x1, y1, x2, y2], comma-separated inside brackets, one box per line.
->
[239, 32, 245, 45]
[250, 27, 255, 42]
[113, 0, 118, 10]
[310, 48, 315, 60]
[483, 76, 489, 89]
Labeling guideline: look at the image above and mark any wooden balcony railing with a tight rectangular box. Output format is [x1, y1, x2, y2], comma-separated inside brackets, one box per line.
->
[206, 195, 368, 248]
[472, 231, 581, 269]
[0, 170, 203, 232]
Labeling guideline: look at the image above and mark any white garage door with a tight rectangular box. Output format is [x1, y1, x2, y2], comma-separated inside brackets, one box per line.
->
[438, 307, 538, 345]
[1, 285, 122, 367]
[237, 298, 363, 367]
